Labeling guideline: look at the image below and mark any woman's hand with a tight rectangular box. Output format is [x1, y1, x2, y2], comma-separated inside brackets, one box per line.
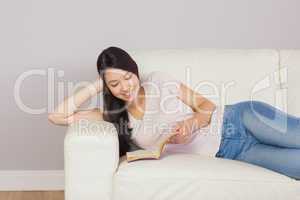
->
[167, 119, 195, 144]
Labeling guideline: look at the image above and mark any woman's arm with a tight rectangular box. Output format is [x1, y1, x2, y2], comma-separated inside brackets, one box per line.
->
[48, 77, 103, 126]
[167, 83, 216, 144]
[178, 82, 216, 129]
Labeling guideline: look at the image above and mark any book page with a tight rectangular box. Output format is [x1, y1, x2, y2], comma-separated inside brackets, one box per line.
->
[126, 131, 178, 162]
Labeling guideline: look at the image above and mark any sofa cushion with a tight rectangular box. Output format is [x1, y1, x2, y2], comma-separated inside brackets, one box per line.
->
[113, 153, 300, 200]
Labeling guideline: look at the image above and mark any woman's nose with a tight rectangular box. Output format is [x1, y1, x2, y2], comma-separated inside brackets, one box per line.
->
[120, 81, 130, 92]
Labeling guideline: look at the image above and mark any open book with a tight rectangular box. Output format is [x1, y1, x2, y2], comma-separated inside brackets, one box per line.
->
[126, 131, 178, 162]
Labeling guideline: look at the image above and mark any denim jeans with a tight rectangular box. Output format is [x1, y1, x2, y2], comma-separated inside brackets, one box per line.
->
[215, 100, 300, 180]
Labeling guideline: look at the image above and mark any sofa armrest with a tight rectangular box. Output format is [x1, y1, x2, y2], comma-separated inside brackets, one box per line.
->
[64, 119, 119, 200]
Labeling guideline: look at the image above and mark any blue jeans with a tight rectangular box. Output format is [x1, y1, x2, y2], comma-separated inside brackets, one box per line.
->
[215, 100, 300, 180]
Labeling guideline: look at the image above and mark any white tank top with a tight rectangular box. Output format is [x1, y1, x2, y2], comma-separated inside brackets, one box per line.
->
[128, 71, 224, 157]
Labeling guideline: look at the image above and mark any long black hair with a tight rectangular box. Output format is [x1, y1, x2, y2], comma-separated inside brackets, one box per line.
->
[97, 46, 141, 157]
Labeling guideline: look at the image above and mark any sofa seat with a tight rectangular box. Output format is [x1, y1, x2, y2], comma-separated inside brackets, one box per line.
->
[113, 152, 300, 200]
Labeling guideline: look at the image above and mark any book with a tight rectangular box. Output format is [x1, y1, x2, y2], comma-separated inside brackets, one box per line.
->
[126, 131, 178, 162]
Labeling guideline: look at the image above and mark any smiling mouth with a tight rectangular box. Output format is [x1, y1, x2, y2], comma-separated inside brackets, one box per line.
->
[124, 87, 135, 98]
[123, 91, 133, 98]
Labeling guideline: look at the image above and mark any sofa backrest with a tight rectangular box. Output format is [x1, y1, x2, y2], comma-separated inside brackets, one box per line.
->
[279, 50, 300, 116]
[128, 48, 287, 111]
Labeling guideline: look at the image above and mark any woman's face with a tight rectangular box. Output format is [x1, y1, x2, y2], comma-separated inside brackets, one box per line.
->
[104, 68, 140, 102]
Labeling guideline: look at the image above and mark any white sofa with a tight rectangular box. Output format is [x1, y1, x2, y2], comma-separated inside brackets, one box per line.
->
[64, 49, 300, 200]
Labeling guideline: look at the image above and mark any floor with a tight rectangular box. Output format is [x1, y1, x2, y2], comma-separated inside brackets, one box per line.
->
[0, 191, 64, 200]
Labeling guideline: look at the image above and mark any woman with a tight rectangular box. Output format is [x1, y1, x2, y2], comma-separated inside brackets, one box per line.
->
[48, 46, 300, 180]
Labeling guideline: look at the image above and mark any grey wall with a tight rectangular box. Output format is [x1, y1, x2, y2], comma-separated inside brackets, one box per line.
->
[1, 0, 300, 170]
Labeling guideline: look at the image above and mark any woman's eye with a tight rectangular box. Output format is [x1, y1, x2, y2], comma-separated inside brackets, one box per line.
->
[125, 74, 132, 80]
[111, 83, 119, 87]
